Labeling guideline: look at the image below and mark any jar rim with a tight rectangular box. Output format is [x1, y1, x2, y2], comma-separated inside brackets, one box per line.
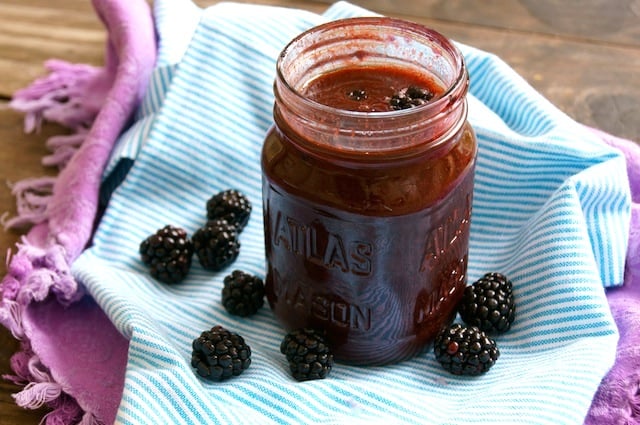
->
[276, 16, 468, 121]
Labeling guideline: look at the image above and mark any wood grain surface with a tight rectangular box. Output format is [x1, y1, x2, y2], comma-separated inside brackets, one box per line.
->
[1, 0, 639, 423]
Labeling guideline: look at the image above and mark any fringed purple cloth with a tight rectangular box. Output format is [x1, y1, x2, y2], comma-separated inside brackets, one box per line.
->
[1, 1, 639, 424]
[0, 0, 155, 423]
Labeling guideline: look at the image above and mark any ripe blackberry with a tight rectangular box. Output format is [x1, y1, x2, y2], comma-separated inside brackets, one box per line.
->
[389, 86, 434, 110]
[458, 272, 516, 333]
[206, 189, 252, 233]
[191, 325, 251, 382]
[139, 225, 193, 284]
[192, 219, 240, 271]
[434, 323, 499, 376]
[280, 328, 333, 382]
[222, 270, 265, 317]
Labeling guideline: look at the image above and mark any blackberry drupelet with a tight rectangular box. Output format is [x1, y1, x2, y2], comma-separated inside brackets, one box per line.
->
[191, 325, 251, 382]
[222, 270, 265, 317]
[206, 189, 252, 233]
[434, 323, 499, 376]
[139, 225, 193, 284]
[280, 328, 334, 382]
[458, 272, 516, 333]
[389, 86, 434, 110]
[192, 219, 240, 271]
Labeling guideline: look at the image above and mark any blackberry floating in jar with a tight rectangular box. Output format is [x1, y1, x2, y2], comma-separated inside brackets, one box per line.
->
[389, 86, 435, 110]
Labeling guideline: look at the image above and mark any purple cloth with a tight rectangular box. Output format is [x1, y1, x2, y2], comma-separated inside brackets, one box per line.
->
[22, 296, 128, 424]
[0, 0, 155, 423]
[584, 128, 640, 424]
[0, 1, 639, 424]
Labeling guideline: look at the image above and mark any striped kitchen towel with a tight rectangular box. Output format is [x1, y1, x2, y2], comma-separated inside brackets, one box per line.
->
[72, 1, 631, 424]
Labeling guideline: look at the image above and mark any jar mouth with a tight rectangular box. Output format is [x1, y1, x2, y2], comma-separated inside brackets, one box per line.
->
[274, 16, 469, 157]
[276, 17, 467, 119]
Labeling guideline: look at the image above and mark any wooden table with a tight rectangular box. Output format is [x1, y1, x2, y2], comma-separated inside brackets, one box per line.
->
[1, 1, 638, 423]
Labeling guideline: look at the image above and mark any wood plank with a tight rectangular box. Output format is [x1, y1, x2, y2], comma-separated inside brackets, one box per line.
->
[0, 107, 65, 424]
[0, 108, 62, 276]
[0, 0, 105, 96]
[406, 16, 640, 142]
[315, 0, 640, 47]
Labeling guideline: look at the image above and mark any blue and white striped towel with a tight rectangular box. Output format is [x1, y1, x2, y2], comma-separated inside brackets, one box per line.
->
[73, 1, 631, 424]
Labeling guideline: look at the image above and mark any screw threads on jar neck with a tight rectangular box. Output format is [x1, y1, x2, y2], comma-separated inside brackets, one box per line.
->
[273, 17, 470, 161]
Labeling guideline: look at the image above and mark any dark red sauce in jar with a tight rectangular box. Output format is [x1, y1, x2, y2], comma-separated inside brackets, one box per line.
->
[262, 17, 477, 365]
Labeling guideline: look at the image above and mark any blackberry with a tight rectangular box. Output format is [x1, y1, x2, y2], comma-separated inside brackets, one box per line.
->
[206, 189, 252, 233]
[191, 325, 251, 381]
[192, 219, 240, 271]
[434, 323, 499, 376]
[458, 272, 516, 333]
[222, 270, 265, 317]
[280, 328, 333, 382]
[389, 86, 434, 110]
[139, 225, 193, 284]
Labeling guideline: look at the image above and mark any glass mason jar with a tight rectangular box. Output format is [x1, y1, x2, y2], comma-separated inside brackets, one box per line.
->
[261, 17, 477, 365]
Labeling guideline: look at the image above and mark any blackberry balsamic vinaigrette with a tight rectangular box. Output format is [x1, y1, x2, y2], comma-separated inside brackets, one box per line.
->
[262, 17, 477, 365]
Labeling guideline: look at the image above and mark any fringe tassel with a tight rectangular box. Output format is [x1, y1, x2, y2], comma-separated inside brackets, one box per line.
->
[1, 240, 83, 308]
[4, 57, 112, 231]
[0, 325, 91, 425]
[0, 299, 25, 339]
[8, 352, 93, 425]
[14, 382, 62, 410]
[12, 355, 60, 409]
[43, 131, 88, 170]
[9, 59, 106, 133]
[2, 178, 55, 231]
